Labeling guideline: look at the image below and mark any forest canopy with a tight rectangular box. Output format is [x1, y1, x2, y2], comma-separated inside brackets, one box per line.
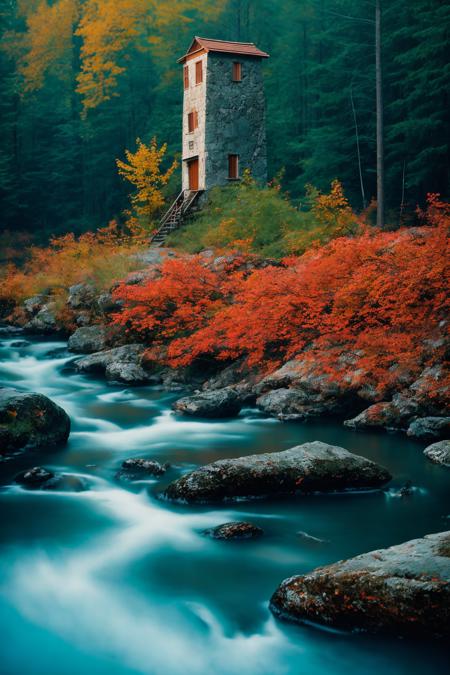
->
[0, 0, 449, 235]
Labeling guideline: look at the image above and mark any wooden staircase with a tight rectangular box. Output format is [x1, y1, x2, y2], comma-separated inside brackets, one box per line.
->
[150, 190, 203, 247]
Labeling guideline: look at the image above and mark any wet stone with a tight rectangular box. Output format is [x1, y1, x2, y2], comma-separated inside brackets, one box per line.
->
[203, 521, 264, 540]
[115, 458, 169, 482]
[270, 530, 450, 639]
[15, 466, 54, 486]
[15, 467, 87, 492]
[164, 441, 392, 504]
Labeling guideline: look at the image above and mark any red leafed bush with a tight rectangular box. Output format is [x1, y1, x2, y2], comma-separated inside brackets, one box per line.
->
[112, 253, 251, 343]
[112, 195, 449, 397]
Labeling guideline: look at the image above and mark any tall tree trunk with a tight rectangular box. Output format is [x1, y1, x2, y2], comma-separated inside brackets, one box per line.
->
[350, 82, 366, 209]
[375, 0, 385, 228]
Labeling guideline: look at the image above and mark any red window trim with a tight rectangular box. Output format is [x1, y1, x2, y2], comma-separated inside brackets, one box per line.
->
[228, 154, 239, 179]
[195, 60, 203, 84]
[188, 111, 198, 133]
[232, 62, 242, 82]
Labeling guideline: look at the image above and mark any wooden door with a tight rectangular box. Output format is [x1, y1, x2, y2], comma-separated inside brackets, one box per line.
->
[188, 158, 199, 191]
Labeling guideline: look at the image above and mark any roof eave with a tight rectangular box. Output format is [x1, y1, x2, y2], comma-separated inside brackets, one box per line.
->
[177, 47, 270, 63]
[177, 47, 205, 64]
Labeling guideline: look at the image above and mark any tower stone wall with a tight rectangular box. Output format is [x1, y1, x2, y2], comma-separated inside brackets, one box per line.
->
[204, 53, 267, 189]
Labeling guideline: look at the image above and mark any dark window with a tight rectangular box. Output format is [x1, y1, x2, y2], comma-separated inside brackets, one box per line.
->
[228, 154, 239, 179]
[232, 62, 242, 82]
[188, 111, 198, 133]
[195, 60, 203, 84]
[183, 65, 189, 89]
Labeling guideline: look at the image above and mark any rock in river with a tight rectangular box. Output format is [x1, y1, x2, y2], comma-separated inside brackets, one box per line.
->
[203, 521, 263, 540]
[255, 358, 358, 420]
[424, 440, 450, 468]
[0, 388, 70, 456]
[23, 303, 59, 334]
[116, 458, 169, 481]
[172, 387, 242, 418]
[163, 441, 391, 503]
[407, 417, 450, 441]
[74, 344, 145, 380]
[270, 531, 450, 639]
[15, 466, 54, 486]
[15, 466, 87, 491]
[68, 325, 109, 354]
[105, 361, 150, 385]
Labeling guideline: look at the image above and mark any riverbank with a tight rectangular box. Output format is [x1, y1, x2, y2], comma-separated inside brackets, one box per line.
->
[1, 235, 448, 441]
[1, 198, 448, 439]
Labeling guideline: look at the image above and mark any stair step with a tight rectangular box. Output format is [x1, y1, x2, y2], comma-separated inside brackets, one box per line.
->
[150, 190, 203, 245]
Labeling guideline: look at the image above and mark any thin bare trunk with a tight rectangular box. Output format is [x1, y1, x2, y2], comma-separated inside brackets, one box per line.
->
[350, 82, 366, 209]
[376, 0, 385, 228]
[399, 160, 406, 226]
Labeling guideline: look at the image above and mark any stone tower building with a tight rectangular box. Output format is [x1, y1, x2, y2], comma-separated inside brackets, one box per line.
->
[178, 37, 269, 193]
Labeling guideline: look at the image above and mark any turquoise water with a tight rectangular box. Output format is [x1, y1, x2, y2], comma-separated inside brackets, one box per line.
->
[0, 336, 448, 675]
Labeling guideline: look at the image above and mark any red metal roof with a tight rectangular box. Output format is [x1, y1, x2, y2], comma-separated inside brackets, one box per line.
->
[178, 37, 270, 63]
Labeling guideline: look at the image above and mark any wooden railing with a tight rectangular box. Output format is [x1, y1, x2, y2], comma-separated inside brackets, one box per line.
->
[149, 190, 203, 247]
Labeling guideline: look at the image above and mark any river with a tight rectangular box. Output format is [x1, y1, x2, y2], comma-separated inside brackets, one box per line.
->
[0, 336, 448, 675]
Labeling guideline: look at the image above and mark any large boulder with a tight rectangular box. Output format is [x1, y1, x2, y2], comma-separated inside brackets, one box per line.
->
[67, 283, 96, 310]
[23, 294, 47, 316]
[408, 365, 449, 415]
[407, 417, 450, 441]
[343, 394, 420, 432]
[423, 440, 450, 468]
[0, 388, 70, 456]
[74, 344, 145, 377]
[172, 387, 242, 418]
[105, 361, 150, 385]
[96, 292, 122, 315]
[255, 358, 358, 420]
[270, 531, 450, 639]
[256, 388, 315, 420]
[23, 303, 58, 334]
[68, 325, 109, 354]
[163, 441, 391, 503]
[202, 358, 257, 399]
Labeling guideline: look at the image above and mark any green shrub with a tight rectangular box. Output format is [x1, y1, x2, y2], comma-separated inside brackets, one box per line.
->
[167, 177, 361, 258]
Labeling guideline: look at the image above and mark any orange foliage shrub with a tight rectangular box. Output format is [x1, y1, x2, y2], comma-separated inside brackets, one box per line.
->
[0, 221, 142, 306]
[113, 195, 449, 397]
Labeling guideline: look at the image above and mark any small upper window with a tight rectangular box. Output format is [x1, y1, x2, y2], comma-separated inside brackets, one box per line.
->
[228, 154, 239, 179]
[195, 60, 203, 84]
[183, 65, 189, 90]
[232, 62, 242, 82]
[188, 111, 198, 133]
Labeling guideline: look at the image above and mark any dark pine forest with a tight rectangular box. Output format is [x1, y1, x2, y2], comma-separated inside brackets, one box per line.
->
[0, 0, 449, 236]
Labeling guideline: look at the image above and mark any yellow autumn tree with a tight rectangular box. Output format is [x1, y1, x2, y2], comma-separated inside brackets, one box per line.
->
[11, 0, 79, 94]
[282, 180, 361, 255]
[76, 0, 226, 113]
[311, 180, 358, 235]
[117, 138, 178, 233]
[7, 0, 226, 111]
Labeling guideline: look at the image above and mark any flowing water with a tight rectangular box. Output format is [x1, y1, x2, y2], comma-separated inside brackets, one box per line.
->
[0, 336, 448, 675]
